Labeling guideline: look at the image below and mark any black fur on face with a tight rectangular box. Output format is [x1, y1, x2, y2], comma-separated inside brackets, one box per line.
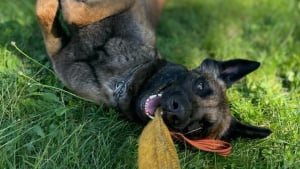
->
[134, 58, 272, 140]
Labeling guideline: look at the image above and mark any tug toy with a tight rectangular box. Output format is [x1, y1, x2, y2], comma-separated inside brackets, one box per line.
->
[138, 109, 180, 169]
[138, 109, 231, 169]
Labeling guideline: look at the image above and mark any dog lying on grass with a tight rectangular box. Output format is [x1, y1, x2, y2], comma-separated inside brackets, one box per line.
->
[36, 0, 271, 141]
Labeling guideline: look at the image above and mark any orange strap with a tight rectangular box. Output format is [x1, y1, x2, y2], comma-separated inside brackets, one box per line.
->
[171, 132, 232, 157]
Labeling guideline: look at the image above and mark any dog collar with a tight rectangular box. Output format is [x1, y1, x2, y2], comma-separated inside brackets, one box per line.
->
[113, 64, 144, 106]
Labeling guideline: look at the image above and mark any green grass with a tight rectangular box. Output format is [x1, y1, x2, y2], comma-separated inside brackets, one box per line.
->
[0, 0, 299, 168]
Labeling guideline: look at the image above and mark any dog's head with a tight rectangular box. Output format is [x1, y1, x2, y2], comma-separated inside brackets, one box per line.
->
[135, 58, 271, 141]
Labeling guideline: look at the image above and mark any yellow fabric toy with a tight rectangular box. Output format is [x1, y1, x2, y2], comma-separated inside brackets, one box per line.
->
[138, 109, 180, 169]
[138, 109, 232, 169]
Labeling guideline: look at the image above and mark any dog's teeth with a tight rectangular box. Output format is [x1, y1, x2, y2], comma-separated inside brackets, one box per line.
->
[149, 95, 157, 99]
[146, 112, 154, 119]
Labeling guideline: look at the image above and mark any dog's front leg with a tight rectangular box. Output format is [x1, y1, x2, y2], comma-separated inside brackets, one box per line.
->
[61, 0, 135, 26]
[36, 0, 63, 57]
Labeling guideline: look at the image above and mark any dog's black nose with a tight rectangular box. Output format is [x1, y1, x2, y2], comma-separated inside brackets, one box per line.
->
[161, 93, 191, 126]
[166, 99, 185, 124]
[169, 98, 181, 112]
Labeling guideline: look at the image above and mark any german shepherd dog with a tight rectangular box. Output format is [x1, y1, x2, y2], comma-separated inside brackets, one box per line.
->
[36, 0, 271, 141]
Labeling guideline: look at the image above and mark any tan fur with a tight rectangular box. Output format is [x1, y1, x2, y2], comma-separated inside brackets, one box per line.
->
[143, 0, 167, 26]
[61, 0, 136, 26]
[207, 111, 231, 139]
[189, 74, 231, 139]
[36, 0, 61, 56]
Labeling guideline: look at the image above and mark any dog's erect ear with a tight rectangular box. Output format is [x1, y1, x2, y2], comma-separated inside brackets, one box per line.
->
[222, 118, 272, 141]
[193, 58, 260, 87]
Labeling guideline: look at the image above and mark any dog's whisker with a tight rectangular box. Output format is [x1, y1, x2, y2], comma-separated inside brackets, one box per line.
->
[183, 127, 203, 135]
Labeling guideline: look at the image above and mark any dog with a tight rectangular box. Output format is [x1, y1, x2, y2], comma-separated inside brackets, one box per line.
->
[36, 0, 271, 141]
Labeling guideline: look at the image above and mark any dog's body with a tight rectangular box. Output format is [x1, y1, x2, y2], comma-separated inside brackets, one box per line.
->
[36, 0, 271, 140]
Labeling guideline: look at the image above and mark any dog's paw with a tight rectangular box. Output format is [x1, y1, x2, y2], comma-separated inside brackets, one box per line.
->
[36, 0, 59, 30]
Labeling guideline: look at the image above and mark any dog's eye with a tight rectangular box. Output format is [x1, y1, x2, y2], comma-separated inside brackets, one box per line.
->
[193, 77, 213, 97]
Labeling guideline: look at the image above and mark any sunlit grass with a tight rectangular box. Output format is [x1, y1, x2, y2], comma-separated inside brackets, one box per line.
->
[1, 0, 299, 168]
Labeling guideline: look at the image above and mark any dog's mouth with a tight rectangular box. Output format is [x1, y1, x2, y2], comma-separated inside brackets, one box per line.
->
[143, 96, 207, 138]
[141, 82, 172, 119]
[141, 92, 211, 139]
[144, 93, 163, 119]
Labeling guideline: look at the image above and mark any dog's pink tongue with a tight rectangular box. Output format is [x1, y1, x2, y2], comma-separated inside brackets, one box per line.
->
[145, 97, 161, 115]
